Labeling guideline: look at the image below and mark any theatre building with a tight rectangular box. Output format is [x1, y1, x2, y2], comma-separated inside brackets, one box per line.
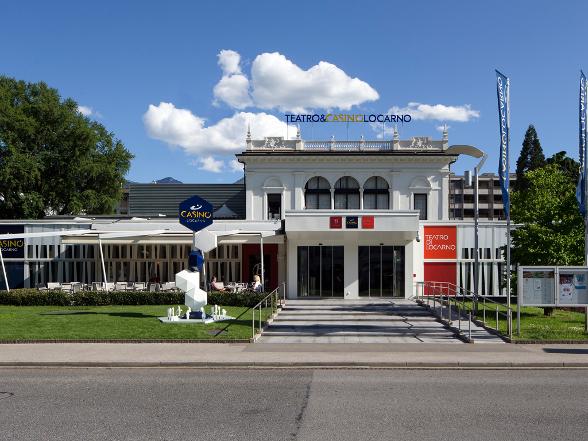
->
[0, 129, 509, 298]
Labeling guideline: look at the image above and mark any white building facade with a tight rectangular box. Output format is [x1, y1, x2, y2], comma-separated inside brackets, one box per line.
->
[0, 132, 509, 298]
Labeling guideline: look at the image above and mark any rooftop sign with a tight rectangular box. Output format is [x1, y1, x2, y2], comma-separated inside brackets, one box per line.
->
[286, 113, 412, 123]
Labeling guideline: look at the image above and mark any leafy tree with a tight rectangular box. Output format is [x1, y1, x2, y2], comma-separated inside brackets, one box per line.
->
[515, 125, 545, 191]
[546, 150, 579, 184]
[0, 76, 133, 218]
[510, 164, 584, 315]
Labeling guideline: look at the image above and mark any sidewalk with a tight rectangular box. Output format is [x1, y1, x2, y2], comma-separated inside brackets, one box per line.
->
[1, 342, 587, 368]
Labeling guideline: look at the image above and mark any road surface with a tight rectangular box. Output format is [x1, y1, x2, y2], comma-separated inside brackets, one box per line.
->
[1, 368, 587, 440]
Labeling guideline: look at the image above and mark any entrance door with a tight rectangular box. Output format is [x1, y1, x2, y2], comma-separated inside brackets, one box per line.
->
[358, 245, 405, 297]
[297, 246, 344, 297]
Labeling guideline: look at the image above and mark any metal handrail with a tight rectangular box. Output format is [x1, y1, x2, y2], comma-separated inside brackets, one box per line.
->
[251, 283, 286, 341]
[415, 281, 512, 340]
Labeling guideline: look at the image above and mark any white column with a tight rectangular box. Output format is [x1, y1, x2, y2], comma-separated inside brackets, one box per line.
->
[343, 241, 358, 299]
[405, 241, 414, 299]
[287, 239, 298, 299]
[0, 247, 8, 292]
[330, 188, 335, 210]
[98, 237, 108, 289]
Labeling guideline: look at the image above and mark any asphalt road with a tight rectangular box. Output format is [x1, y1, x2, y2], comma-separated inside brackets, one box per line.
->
[1, 368, 587, 441]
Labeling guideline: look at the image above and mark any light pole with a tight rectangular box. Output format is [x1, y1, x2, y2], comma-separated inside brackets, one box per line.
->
[472, 154, 487, 311]
[446, 145, 487, 311]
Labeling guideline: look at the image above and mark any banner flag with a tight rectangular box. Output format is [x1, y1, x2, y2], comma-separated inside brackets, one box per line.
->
[576, 71, 587, 216]
[496, 70, 510, 217]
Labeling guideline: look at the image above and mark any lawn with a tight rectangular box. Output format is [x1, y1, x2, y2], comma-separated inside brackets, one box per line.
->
[0, 305, 274, 341]
[451, 300, 588, 341]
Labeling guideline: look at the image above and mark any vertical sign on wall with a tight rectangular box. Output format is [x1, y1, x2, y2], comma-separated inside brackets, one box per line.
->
[423, 226, 457, 259]
[423, 226, 457, 292]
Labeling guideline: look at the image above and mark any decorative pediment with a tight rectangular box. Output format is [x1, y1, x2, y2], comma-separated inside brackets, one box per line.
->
[409, 176, 432, 189]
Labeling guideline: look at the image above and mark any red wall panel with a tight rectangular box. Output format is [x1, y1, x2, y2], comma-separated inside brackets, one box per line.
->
[424, 262, 457, 295]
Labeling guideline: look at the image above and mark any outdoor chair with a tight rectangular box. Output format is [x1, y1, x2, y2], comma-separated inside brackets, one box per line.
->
[47, 282, 62, 291]
[115, 282, 127, 291]
[133, 282, 146, 291]
[161, 282, 176, 291]
[60, 283, 72, 293]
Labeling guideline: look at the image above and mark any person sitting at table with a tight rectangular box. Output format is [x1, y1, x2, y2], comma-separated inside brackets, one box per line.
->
[210, 276, 226, 292]
[252, 274, 263, 293]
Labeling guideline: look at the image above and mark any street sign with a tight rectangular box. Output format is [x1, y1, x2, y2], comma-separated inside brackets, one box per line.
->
[178, 196, 213, 232]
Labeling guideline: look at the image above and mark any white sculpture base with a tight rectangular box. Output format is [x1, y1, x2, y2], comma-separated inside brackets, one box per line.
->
[158, 314, 235, 325]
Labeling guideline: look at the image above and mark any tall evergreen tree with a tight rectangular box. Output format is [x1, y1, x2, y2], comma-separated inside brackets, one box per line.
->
[515, 125, 545, 191]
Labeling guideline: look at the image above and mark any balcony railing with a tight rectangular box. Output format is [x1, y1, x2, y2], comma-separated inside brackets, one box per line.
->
[247, 137, 446, 152]
[303, 140, 393, 151]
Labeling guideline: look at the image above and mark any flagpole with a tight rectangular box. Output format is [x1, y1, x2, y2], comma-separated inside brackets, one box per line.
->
[584, 71, 588, 267]
[582, 72, 588, 332]
[506, 76, 512, 338]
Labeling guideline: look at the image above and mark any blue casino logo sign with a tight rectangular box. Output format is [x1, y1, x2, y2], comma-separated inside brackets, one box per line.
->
[178, 196, 213, 232]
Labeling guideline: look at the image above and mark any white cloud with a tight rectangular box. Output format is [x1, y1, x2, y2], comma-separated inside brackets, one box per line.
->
[193, 155, 224, 173]
[389, 102, 480, 122]
[213, 50, 252, 109]
[77, 105, 102, 118]
[229, 158, 243, 173]
[78, 105, 93, 116]
[213, 50, 379, 112]
[218, 49, 241, 75]
[213, 73, 252, 109]
[143, 102, 296, 156]
[251, 52, 379, 112]
[436, 124, 451, 132]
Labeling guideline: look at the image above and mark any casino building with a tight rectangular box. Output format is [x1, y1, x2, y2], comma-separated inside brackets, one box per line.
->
[0, 128, 509, 298]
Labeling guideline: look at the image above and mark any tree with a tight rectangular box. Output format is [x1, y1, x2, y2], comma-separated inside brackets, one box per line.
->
[0, 76, 133, 218]
[510, 164, 584, 315]
[515, 125, 545, 191]
[546, 150, 579, 184]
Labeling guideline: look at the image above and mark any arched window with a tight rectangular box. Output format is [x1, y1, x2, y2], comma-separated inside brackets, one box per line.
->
[334, 176, 360, 209]
[363, 176, 389, 209]
[305, 177, 331, 209]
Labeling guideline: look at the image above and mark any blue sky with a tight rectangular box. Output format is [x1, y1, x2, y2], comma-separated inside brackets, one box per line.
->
[1, 0, 586, 182]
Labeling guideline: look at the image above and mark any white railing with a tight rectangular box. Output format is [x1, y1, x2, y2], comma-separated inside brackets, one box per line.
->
[415, 281, 513, 341]
[303, 140, 393, 151]
[251, 283, 286, 341]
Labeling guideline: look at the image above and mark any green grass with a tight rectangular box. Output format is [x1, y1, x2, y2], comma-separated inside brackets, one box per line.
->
[447, 299, 588, 341]
[0, 305, 274, 341]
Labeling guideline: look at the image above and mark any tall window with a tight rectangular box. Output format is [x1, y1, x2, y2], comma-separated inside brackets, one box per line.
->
[267, 194, 281, 219]
[334, 176, 360, 209]
[363, 176, 389, 209]
[305, 177, 331, 209]
[414, 193, 428, 220]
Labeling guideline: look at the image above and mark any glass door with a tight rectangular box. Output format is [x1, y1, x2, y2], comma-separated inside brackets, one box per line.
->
[297, 246, 344, 297]
[358, 245, 404, 297]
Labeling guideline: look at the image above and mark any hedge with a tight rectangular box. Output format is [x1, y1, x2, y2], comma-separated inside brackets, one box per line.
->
[0, 289, 269, 307]
[207, 290, 268, 308]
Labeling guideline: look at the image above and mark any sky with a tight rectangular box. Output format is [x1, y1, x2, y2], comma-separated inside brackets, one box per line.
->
[1, 0, 586, 183]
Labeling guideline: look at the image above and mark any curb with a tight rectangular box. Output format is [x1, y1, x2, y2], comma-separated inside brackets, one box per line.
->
[0, 339, 251, 344]
[1, 361, 588, 369]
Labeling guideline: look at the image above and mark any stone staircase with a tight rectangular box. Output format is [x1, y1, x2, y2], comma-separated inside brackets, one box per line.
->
[258, 298, 465, 343]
